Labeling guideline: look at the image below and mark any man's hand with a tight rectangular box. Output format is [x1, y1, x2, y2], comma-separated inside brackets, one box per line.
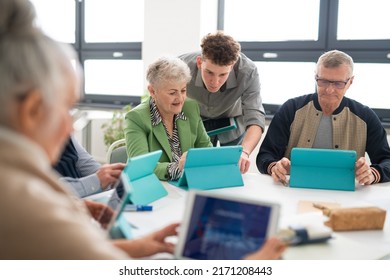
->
[84, 200, 114, 229]
[239, 125, 263, 174]
[97, 163, 126, 190]
[270, 157, 291, 185]
[355, 157, 375, 185]
[239, 152, 250, 173]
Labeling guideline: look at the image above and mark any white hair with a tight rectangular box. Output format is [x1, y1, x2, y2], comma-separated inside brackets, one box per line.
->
[146, 56, 191, 89]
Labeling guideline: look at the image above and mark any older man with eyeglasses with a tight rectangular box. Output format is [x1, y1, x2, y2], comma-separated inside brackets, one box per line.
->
[256, 50, 390, 186]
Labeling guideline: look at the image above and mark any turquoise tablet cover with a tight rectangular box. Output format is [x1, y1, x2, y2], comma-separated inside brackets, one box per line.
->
[290, 148, 357, 191]
[106, 173, 133, 239]
[204, 117, 237, 136]
[110, 215, 133, 239]
[170, 146, 244, 190]
[123, 150, 168, 205]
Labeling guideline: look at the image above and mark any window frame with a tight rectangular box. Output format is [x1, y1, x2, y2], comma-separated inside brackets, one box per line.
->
[48, 0, 390, 123]
[219, 0, 329, 51]
[218, 0, 390, 126]
[327, 0, 390, 50]
[76, 0, 143, 109]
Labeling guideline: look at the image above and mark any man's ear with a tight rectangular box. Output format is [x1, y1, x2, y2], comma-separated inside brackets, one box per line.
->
[196, 56, 203, 69]
[18, 89, 45, 135]
[349, 75, 355, 86]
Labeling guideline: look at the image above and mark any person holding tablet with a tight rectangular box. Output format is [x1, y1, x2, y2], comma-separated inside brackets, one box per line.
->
[257, 50, 390, 186]
[124, 57, 212, 181]
[179, 31, 266, 174]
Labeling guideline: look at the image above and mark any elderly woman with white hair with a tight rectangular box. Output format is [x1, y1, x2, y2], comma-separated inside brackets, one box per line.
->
[124, 57, 213, 181]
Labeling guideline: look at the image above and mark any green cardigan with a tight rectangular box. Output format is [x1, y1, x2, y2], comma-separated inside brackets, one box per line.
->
[124, 97, 212, 180]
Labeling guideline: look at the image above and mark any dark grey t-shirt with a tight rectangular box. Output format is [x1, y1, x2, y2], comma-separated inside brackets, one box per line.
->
[313, 115, 333, 149]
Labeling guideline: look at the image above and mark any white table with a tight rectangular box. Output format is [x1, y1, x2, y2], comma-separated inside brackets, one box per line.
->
[123, 173, 390, 260]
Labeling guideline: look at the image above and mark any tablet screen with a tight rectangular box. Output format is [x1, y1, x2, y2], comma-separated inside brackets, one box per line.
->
[97, 173, 129, 230]
[180, 193, 278, 260]
[202, 118, 231, 132]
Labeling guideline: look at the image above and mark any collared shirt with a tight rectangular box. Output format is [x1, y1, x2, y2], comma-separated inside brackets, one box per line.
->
[150, 98, 187, 180]
[55, 136, 102, 198]
[179, 51, 265, 143]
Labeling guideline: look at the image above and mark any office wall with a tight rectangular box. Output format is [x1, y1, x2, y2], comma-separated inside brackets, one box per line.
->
[143, 0, 218, 69]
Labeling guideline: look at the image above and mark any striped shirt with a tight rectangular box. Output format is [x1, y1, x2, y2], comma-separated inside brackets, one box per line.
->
[150, 98, 187, 180]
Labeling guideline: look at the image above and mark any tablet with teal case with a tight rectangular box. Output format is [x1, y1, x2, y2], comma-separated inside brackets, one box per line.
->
[202, 117, 237, 136]
[290, 148, 357, 191]
[97, 172, 133, 239]
[170, 146, 244, 190]
[123, 150, 168, 205]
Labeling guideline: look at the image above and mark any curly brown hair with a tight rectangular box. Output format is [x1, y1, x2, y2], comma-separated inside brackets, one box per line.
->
[200, 31, 241, 66]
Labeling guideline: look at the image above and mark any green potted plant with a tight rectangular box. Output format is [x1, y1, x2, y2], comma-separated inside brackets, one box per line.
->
[101, 104, 132, 149]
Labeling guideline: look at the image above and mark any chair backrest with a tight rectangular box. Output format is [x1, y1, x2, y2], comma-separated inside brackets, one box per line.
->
[106, 138, 128, 164]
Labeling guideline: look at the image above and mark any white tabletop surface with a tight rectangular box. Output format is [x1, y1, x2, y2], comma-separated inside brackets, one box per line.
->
[121, 172, 390, 260]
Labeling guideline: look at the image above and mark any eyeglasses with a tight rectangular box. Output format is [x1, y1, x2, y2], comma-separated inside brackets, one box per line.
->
[315, 77, 351, 89]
